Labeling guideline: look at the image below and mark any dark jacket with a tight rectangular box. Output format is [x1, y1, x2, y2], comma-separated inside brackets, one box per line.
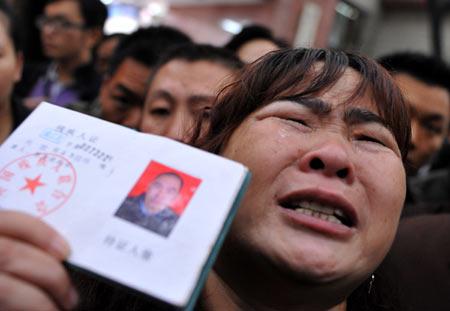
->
[379, 214, 450, 311]
[115, 194, 179, 238]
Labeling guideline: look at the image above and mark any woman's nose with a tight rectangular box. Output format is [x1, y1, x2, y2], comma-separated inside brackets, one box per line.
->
[299, 142, 355, 184]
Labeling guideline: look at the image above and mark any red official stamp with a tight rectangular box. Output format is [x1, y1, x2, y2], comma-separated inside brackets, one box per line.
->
[0, 153, 77, 217]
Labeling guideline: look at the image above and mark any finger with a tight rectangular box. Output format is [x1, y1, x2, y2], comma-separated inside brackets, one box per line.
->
[0, 237, 78, 310]
[0, 210, 70, 259]
[0, 273, 59, 311]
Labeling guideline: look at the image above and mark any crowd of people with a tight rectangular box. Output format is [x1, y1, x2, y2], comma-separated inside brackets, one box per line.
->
[0, 0, 449, 310]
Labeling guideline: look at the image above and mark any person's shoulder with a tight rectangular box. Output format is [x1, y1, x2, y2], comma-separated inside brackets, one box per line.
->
[398, 213, 450, 237]
[380, 213, 450, 310]
[66, 99, 101, 118]
[409, 169, 450, 204]
[14, 61, 50, 98]
[74, 62, 99, 83]
[390, 214, 450, 262]
[161, 208, 179, 221]
[73, 62, 102, 101]
[116, 195, 143, 215]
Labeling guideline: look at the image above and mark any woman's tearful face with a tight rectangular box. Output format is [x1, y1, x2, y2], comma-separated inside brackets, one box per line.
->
[221, 69, 406, 290]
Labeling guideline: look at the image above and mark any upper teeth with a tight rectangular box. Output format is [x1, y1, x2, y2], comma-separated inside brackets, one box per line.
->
[294, 201, 341, 216]
[292, 201, 348, 225]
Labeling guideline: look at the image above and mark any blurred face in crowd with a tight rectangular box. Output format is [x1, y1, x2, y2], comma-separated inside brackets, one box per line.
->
[218, 68, 406, 302]
[96, 36, 122, 76]
[237, 39, 279, 63]
[394, 73, 450, 172]
[0, 13, 22, 110]
[39, 0, 97, 63]
[140, 59, 235, 142]
[99, 58, 151, 129]
[144, 174, 182, 213]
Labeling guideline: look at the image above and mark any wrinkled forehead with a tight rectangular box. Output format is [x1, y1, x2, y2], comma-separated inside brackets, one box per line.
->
[149, 59, 236, 106]
[276, 66, 380, 116]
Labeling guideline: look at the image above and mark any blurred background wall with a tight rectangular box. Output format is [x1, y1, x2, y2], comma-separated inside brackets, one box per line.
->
[11, 0, 450, 61]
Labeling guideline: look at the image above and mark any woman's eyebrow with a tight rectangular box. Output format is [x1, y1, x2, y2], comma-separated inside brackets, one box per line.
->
[281, 96, 332, 115]
[148, 90, 176, 106]
[279, 96, 392, 133]
[344, 108, 391, 131]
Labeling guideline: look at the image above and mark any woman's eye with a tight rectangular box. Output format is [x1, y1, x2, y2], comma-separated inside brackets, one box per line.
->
[150, 108, 170, 116]
[356, 135, 386, 147]
[112, 95, 125, 103]
[286, 118, 308, 127]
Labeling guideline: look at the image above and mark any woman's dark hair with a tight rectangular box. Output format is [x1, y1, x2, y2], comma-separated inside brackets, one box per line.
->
[193, 48, 411, 162]
[0, 0, 22, 53]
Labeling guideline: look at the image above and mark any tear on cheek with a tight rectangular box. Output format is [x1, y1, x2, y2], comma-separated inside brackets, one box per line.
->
[276, 128, 290, 139]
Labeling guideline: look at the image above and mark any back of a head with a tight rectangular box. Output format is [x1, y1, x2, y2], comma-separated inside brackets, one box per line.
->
[224, 24, 289, 52]
[107, 26, 192, 77]
[46, 0, 107, 30]
[155, 43, 244, 75]
[0, 0, 22, 53]
[378, 52, 450, 91]
[99, 33, 127, 47]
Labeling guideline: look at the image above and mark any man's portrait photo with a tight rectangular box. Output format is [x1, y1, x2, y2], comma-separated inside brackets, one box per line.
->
[115, 161, 201, 237]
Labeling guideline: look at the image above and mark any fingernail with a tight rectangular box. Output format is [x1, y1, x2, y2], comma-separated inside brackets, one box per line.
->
[50, 235, 70, 258]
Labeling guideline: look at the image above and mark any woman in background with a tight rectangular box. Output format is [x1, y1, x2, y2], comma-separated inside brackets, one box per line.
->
[0, 0, 25, 144]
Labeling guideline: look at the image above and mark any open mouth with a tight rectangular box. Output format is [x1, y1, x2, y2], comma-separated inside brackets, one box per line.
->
[280, 198, 355, 228]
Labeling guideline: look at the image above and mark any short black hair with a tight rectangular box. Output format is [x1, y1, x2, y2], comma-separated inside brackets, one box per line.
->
[0, 0, 22, 53]
[378, 52, 450, 91]
[99, 33, 127, 46]
[95, 32, 127, 56]
[224, 24, 289, 53]
[155, 43, 244, 75]
[107, 26, 192, 77]
[46, 0, 107, 29]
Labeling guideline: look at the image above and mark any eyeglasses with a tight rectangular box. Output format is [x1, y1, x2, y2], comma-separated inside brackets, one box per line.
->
[36, 15, 85, 32]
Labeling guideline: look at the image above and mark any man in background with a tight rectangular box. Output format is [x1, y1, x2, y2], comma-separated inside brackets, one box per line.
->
[72, 26, 191, 129]
[379, 52, 450, 208]
[379, 52, 450, 175]
[140, 43, 243, 141]
[94, 33, 127, 77]
[16, 0, 107, 109]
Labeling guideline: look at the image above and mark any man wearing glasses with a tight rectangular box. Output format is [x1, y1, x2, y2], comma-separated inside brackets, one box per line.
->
[17, 0, 107, 109]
